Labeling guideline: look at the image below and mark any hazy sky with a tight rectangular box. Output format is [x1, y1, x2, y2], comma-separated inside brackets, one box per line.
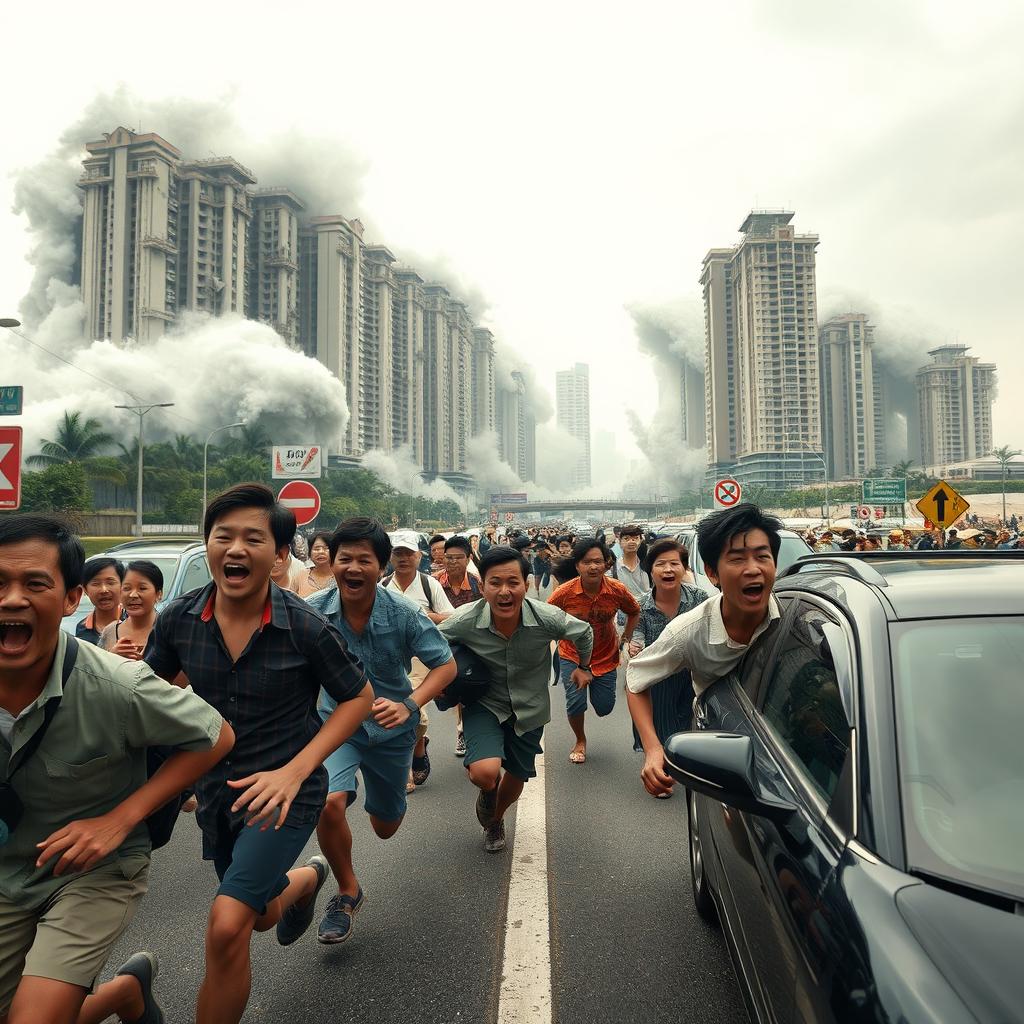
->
[3, 0, 1022, 485]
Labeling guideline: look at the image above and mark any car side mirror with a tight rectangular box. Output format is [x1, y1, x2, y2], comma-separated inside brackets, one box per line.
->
[664, 732, 796, 824]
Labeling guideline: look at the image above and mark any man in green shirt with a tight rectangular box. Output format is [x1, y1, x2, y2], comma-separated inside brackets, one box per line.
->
[440, 546, 594, 852]
[0, 514, 233, 1024]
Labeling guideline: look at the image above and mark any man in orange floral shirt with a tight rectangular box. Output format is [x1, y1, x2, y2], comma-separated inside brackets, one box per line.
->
[548, 538, 640, 763]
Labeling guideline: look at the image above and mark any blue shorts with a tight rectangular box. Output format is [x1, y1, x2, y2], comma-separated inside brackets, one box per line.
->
[211, 819, 315, 915]
[323, 723, 416, 823]
[560, 661, 618, 719]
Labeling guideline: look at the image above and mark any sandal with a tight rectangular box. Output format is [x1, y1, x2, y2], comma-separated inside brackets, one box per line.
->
[569, 749, 587, 764]
[412, 737, 431, 787]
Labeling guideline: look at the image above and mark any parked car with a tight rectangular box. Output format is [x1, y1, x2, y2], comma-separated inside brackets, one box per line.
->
[63, 539, 211, 635]
[673, 525, 812, 595]
[666, 550, 1024, 1023]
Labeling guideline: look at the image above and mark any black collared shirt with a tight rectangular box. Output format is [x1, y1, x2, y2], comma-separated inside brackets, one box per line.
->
[144, 582, 368, 846]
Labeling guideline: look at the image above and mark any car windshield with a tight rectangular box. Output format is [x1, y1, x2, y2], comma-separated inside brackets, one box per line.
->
[76, 555, 182, 614]
[891, 617, 1024, 903]
[776, 535, 811, 574]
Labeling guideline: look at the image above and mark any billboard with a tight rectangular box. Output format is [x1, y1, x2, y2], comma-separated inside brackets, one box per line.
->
[272, 445, 324, 479]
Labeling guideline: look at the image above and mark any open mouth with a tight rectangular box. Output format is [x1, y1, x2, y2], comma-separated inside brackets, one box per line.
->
[223, 563, 251, 582]
[741, 582, 765, 600]
[342, 577, 366, 591]
[0, 620, 33, 655]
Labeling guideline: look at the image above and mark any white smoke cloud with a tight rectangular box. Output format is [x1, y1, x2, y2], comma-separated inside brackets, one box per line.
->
[360, 445, 462, 505]
[626, 298, 706, 370]
[533, 423, 585, 492]
[626, 406, 706, 495]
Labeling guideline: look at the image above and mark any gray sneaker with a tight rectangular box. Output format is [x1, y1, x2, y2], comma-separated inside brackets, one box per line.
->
[475, 781, 499, 827]
[114, 952, 164, 1024]
[484, 819, 506, 853]
[276, 855, 329, 946]
[454, 730, 467, 757]
[317, 888, 365, 945]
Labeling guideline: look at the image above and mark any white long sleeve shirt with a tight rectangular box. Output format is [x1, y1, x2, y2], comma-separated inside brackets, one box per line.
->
[625, 593, 781, 697]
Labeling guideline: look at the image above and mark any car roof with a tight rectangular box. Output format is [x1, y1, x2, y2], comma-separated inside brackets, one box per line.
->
[105, 539, 204, 554]
[781, 551, 1024, 619]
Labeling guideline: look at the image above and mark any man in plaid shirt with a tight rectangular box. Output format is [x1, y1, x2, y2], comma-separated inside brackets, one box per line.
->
[145, 484, 373, 1024]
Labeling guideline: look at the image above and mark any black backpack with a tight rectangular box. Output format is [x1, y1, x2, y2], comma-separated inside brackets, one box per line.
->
[434, 642, 492, 712]
[382, 571, 436, 613]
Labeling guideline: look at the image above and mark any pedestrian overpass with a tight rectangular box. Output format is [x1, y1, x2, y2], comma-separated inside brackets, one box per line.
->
[492, 498, 669, 516]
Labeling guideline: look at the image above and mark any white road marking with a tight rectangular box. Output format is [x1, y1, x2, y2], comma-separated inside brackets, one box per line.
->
[497, 752, 552, 1024]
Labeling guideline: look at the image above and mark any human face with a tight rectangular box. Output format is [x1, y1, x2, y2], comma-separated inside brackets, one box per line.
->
[470, 535, 480, 551]
[85, 567, 122, 613]
[443, 547, 469, 582]
[431, 540, 446, 564]
[310, 538, 331, 568]
[482, 560, 527, 622]
[651, 550, 684, 590]
[121, 570, 161, 620]
[391, 547, 420, 576]
[558, 541, 572, 556]
[206, 507, 283, 602]
[576, 546, 607, 586]
[621, 533, 641, 555]
[332, 539, 382, 603]
[0, 539, 82, 680]
[705, 528, 776, 617]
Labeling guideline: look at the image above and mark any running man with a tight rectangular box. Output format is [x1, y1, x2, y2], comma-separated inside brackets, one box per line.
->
[307, 518, 455, 945]
[440, 546, 594, 852]
[626, 504, 783, 796]
[145, 484, 374, 1024]
[548, 538, 640, 764]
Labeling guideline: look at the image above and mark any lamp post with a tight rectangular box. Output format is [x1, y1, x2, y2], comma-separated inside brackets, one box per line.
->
[203, 422, 246, 518]
[794, 440, 831, 527]
[115, 403, 174, 537]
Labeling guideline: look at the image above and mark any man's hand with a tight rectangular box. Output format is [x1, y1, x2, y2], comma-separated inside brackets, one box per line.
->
[570, 667, 593, 689]
[36, 813, 134, 875]
[227, 764, 307, 830]
[628, 639, 644, 658]
[112, 636, 143, 661]
[640, 749, 675, 797]
[372, 697, 414, 730]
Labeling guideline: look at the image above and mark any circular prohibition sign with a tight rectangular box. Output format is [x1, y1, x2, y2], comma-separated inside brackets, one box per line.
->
[714, 478, 742, 507]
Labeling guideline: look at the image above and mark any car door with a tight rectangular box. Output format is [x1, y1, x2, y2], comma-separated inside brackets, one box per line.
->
[703, 596, 855, 1024]
[175, 552, 212, 599]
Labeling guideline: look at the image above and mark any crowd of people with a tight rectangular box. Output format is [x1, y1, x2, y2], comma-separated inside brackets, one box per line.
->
[4, 487, 1014, 1023]
[800, 519, 1024, 552]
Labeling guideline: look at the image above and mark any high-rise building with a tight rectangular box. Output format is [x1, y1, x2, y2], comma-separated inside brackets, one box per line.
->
[471, 329, 496, 438]
[917, 345, 997, 467]
[680, 360, 707, 449]
[79, 128, 182, 344]
[496, 370, 536, 483]
[556, 363, 592, 489]
[701, 211, 822, 488]
[819, 314, 886, 479]
[393, 269, 427, 465]
[247, 188, 304, 344]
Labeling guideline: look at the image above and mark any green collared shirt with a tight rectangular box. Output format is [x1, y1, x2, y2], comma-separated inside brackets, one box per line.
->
[0, 632, 223, 910]
[439, 598, 594, 735]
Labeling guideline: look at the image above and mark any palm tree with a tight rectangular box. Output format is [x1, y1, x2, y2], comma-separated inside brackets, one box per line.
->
[991, 445, 1021, 524]
[27, 411, 126, 485]
[224, 423, 272, 460]
[889, 460, 914, 480]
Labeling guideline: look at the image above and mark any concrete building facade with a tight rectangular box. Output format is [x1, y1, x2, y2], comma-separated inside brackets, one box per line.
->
[556, 362, 592, 489]
[917, 345, 997, 466]
[819, 314, 886, 479]
[247, 188, 304, 344]
[701, 211, 823, 488]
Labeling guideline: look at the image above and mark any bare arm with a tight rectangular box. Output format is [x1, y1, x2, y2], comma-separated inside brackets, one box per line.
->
[626, 690, 673, 797]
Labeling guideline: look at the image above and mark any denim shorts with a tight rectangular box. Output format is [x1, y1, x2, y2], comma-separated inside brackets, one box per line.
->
[324, 722, 416, 823]
[560, 661, 618, 718]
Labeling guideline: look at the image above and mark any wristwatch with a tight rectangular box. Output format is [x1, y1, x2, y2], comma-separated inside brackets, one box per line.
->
[402, 696, 421, 717]
[578, 664, 592, 674]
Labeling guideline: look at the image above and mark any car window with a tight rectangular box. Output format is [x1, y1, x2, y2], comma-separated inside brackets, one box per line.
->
[177, 553, 212, 596]
[758, 603, 852, 804]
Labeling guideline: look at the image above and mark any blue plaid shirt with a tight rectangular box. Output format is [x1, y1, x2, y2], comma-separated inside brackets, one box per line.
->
[145, 582, 368, 846]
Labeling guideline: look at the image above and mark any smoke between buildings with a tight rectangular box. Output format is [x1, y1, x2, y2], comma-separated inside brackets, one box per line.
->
[8, 90, 561, 500]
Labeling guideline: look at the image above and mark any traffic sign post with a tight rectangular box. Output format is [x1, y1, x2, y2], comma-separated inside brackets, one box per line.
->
[0, 387, 23, 416]
[915, 479, 970, 532]
[862, 478, 906, 505]
[713, 478, 742, 509]
[857, 505, 872, 522]
[277, 480, 322, 527]
[0, 427, 23, 510]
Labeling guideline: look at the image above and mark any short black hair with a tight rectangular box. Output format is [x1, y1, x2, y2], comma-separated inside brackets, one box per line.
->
[83, 556, 125, 586]
[619, 524, 644, 539]
[328, 517, 391, 566]
[511, 536, 533, 552]
[429, 534, 447, 547]
[444, 535, 472, 556]
[555, 535, 573, 548]
[125, 559, 164, 592]
[479, 545, 530, 582]
[644, 537, 689, 574]
[0, 513, 85, 590]
[572, 537, 609, 565]
[309, 531, 333, 553]
[696, 503, 783, 572]
[204, 483, 296, 549]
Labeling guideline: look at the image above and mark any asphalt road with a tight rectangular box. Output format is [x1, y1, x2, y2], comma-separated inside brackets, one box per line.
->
[103, 682, 747, 1023]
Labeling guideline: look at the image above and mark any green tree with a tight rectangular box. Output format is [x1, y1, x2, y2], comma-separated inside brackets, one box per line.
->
[991, 444, 1022, 523]
[165, 488, 204, 526]
[26, 411, 126, 485]
[18, 463, 91, 514]
[889, 460, 914, 479]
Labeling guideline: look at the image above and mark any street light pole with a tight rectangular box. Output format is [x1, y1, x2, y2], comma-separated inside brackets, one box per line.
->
[795, 440, 830, 527]
[203, 421, 246, 518]
[115, 403, 174, 536]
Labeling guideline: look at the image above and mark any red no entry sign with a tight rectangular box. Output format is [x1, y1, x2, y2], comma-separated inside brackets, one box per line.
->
[278, 480, 322, 526]
[713, 477, 741, 509]
[0, 426, 22, 510]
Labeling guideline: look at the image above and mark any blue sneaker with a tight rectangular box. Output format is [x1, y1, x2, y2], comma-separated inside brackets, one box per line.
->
[317, 888, 365, 944]
[276, 855, 329, 946]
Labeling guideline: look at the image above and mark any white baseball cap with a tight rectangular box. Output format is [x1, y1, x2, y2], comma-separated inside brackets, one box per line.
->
[389, 530, 421, 553]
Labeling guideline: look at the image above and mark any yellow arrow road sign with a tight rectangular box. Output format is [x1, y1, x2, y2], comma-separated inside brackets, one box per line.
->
[916, 480, 970, 530]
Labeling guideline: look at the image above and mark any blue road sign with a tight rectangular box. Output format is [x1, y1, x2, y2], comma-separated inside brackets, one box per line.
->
[0, 387, 23, 416]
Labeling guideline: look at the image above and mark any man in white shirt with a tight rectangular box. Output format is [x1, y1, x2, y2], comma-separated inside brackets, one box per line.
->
[626, 505, 784, 797]
[384, 531, 455, 788]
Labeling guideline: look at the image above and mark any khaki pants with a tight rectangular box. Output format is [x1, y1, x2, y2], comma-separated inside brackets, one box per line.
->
[410, 658, 431, 742]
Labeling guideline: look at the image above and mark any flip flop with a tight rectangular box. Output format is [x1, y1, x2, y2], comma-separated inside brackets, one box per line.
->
[569, 750, 587, 764]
